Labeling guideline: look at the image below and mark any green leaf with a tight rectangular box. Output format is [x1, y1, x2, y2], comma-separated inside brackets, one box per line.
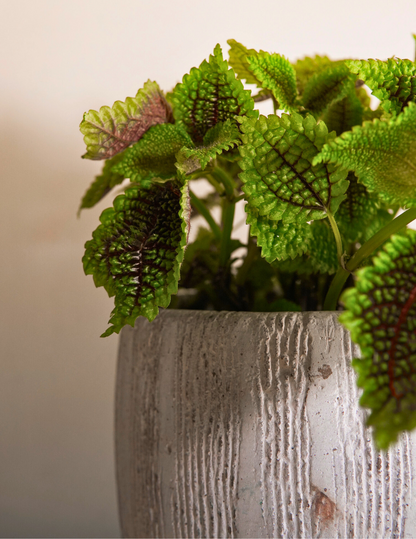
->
[171, 44, 257, 143]
[78, 153, 125, 214]
[176, 120, 241, 175]
[83, 182, 190, 336]
[360, 208, 394, 244]
[238, 113, 349, 224]
[307, 219, 338, 274]
[335, 173, 381, 243]
[246, 205, 312, 263]
[112, 123, 193, 186]
[314, 102, 416, 206]
[293, 55, 335, 95]
[80, 80, 172, 160]
[227, 39, 261, 85]
[301, 64, 356, 115]
[346, 58, 416, 115]
[322, 91, 364, 136]
[247, 52, 298, 112]
[340, 229, 416, 448]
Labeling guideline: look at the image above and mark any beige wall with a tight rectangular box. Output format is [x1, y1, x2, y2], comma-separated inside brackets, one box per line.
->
[1, 0, 416, 536]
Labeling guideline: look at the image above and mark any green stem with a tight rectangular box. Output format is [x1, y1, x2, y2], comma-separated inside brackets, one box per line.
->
[323, 207, 416, 310]
[235, 233, 258, 286]
[189, 190, 221, 240]
[326, 210, 343, 265]
[211, 166, 236, 198]
[219, 197, 235, 268]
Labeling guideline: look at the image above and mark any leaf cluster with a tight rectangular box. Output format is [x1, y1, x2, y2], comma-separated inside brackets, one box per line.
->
[79, 38, 416, 448]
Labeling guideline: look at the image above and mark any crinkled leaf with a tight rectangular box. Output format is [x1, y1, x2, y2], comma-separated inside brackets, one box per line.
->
[335, 173, 381, 243]
[346, 58, 416, 115]
[246, 205, 312, 263]
[83, 182, 190, 337]
[112, 123, 193, 186]
[340, 230, 416, 448]
[171, 44, 257, 144]
[302, 64, 356, 115]
[293, 55, 335, 95]
[314, 102, 416, 206]
[227, 39, 261, 85]
[176, 120, 241, 175]
[307, 219, 338, 274]
[238, 113, 349, 224]
[247, 52, 298, 112]
[80, 80, 172, 160]
[78, 153, 125, 214]
[322, 92, 364, 136]
[360, 208, 394, 244]
[273, 218, 338, 275]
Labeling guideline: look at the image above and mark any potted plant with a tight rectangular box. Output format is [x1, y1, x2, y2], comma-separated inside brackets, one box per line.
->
[80, 40, 416, 537]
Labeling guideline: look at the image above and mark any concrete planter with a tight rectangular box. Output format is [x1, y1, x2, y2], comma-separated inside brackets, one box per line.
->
[115, 310, 416, 538]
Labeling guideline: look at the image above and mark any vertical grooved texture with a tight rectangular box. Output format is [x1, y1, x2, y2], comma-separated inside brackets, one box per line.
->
[115, 311, 416, 538]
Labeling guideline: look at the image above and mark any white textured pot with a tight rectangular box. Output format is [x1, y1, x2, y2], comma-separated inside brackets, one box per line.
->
[115, 311, 416, 538]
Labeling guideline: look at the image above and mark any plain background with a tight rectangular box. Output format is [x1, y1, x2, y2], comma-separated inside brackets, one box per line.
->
[2, 0, 416, 536]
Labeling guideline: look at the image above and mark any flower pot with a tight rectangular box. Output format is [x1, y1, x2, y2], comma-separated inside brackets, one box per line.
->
[115, 310, 416, 538]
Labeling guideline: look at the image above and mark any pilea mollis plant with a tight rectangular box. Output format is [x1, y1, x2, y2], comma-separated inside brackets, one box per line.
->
[80, 39, 416, 449]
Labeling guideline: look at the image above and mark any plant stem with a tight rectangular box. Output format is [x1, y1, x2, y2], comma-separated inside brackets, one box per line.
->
[219, 197, 235, 268]
[323, 207, 416, 310]
[326, 210, 343, 265]
[211, 166, 236, 198]
[235, 233, 258, 286]
[189, 190, 221, 240]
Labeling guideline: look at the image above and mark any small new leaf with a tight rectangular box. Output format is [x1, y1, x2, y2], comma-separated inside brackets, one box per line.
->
[176, 120, 241, 175]
[78, 153, 125, 214]
[246, 205, 312, 263]
[227, 39, 261, 85]
[293, 55, 335, 95]
[238, 113, 349, 224]
[80, 81, 172, 160]
[340, 230, 416, 448]
[335, 173, 381, 243]
[113, 124, 193, 186]
[247, 52, 298, 112]
[322, 91, 364, 136]
[314, 102, 416, 206]
[346, 58, 416, 115]
[83, 183, 190, 336]
[302, 64, 356, 115]
[171, 44, 257, 143]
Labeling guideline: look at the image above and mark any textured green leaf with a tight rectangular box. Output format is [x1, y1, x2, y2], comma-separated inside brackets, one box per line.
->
[171, 44, 257, 143]
[335, 173, 381, 243]
[83, 182, 190, 336]
[360, 208, 394, 244]
[302, 64, 356, 114]
[78, 153, 125, 214]
[246, 205, 312, 263]
[247, 52, 298, 112]
[346, 58, 416, 115]
[314, 102, 416, 206]
[307, 219, 338, 274]
[227, 39, 261, 85]
[272, 218, 338, 275]
[322, 92, 364, 136]
[112, 124, 193, 186]
[176, 120, 241, 175]
[340, 230, 416, 448]
[238, 113, 349, 224]
[80, 80, 172, 160]
[294, 55, 332, 93]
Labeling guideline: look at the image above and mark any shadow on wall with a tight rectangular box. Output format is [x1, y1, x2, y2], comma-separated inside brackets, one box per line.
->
[0, 119, 121, 538]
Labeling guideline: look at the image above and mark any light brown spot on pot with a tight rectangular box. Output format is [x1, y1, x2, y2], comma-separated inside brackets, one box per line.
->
[318, 364, 333, 379]
[313, 490, 336, 525]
